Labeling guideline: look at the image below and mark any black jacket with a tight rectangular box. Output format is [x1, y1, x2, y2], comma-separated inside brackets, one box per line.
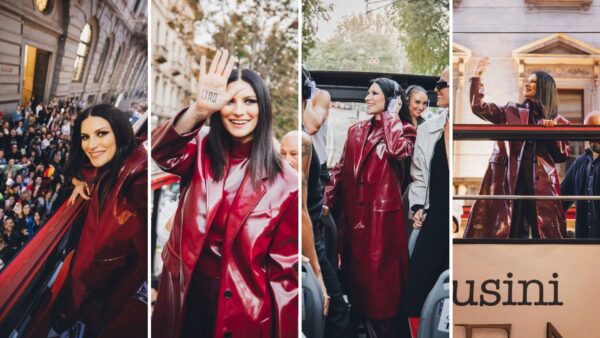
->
[561, 149, 600, 238]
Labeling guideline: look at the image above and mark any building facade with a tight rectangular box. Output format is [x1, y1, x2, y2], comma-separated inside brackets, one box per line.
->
[0, 0, 147, 113]
[453, 0, 600, 196]
[151, 0, 207, 124]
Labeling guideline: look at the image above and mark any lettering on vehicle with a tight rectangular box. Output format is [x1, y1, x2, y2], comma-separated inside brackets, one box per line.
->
[453, 272, 563, 306]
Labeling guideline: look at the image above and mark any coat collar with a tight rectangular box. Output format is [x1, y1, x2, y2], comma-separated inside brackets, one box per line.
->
[421, 108, 448, 134]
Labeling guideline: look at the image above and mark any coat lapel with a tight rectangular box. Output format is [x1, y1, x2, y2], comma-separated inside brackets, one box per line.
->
[353, 122, 369, 177]
[225, 173, 267, 250]
[355, 120, 383, 177]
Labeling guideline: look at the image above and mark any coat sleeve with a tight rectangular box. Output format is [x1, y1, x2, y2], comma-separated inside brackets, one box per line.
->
[267, 190, 299, 338]
[409, 133, 428, 213]
[151, 107, 203, 177]
[470, 77, 507, 125]
[381, 111, 416, 160]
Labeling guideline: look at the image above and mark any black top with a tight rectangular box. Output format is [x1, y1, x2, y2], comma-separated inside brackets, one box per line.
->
[427, 133, 449, 218]
[561, 149, 600, 238]
[307, 145, 324, 238]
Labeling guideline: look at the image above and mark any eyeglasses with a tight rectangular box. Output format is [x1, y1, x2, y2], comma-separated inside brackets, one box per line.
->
[435, 81, 449, 91]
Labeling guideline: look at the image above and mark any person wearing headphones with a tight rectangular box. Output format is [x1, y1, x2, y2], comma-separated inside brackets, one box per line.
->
[324, 77, 416, 337]
[399, 85, 429, 128]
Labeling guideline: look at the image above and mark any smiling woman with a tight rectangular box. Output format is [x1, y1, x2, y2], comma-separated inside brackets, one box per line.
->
[50, 104, 147, 337]
[151, 50, 298, 338]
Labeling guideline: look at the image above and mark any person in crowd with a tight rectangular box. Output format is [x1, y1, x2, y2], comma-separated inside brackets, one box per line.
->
[324, 77, 416, 337]
[561, 111, 600, 238]
[0, 234, 14, 271]
[397, 85, 429, 194]
[152, 50, 298, 338]
[302, 67, 353, 338]
[302, 67, 332, 187]
[399, 85, 429, 128]
[51, 104, 147, 337]
[2, 216, 24, 252]
[463, 57, 570, 239]
[280, 130, 299, 170]
[404, 67, 450, 335]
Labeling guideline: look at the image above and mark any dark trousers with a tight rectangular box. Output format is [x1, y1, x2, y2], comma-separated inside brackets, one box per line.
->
[315, 227, 354, 338]
[181, 270, 220, 338]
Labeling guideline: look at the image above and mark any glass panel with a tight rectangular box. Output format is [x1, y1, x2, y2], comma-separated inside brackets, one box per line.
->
[80, 24, 91, 43]
[76, 42, 88, 57]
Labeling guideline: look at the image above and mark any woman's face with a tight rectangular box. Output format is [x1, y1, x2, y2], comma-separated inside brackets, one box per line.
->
[409, 91, 429, 119]
[220, 80, 259, 143]
[23, 204, 30, 215]
[365, 83, 386, 115]
[34, 212, 40, 223]
[81, 116, 117, 168]
[523, 73, 537, 99]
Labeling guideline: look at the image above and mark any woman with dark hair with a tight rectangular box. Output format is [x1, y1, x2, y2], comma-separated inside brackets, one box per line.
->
[399, 85, 428, 127]
[463, 57, 570, 239]
[398, 85, 429, 193]
[51, 103, 147, 336]
[151, 49, 298, 338]
[324, 77, 416, 337]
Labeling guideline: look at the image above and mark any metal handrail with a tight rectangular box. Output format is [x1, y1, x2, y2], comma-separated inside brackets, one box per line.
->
[454, 195, 600, 201]
[453, 124, 600, 141]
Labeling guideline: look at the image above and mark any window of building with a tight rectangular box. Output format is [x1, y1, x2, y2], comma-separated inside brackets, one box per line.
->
[35, 0, 52, 13]
[72, 23, 92, 82]
[94, 38, 111, 83]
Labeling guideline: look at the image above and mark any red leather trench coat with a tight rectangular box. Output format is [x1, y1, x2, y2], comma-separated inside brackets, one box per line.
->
[64, 142, 147, 336]
[463, 77, 570, 238]
[151, 110, 298, 338]
[324, 112, 416, 319]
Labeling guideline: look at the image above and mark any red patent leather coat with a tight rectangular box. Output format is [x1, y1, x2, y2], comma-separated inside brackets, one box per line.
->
[151, 110, 298, 338]
[324, 112, 416, 319]
[64, 142, 147, 336]
[463, 77, 570, 238]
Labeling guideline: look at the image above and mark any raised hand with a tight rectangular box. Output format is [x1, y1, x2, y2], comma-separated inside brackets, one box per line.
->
[193, 49, 237, 120]
[475, 56, 490, 78]
[174, 49, 237, 134]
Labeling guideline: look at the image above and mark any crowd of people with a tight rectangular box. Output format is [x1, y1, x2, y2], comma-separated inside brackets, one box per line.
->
[0, 97, 83, 271]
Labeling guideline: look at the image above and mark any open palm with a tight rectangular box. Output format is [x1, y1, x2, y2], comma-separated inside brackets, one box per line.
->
[475, 56, 490, 77]
[195, 49, 237, 114]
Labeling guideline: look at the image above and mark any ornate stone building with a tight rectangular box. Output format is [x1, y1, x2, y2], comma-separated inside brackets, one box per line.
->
[0, 0, 147, 113]
[453, 0, 600, 197]
[151, 0, 207, 124]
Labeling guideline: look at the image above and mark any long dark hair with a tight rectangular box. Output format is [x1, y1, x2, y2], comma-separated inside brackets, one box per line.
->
[371, 78, 406, 120]
[65, 104, 135, 205]
[206, 68, 282, 184]
[400, 85, 427, 125]
[532, 71, 558, 119]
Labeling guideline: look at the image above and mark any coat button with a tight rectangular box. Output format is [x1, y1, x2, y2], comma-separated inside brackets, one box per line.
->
[224, 290, 232, 299]
[224, 333, 232, 338]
